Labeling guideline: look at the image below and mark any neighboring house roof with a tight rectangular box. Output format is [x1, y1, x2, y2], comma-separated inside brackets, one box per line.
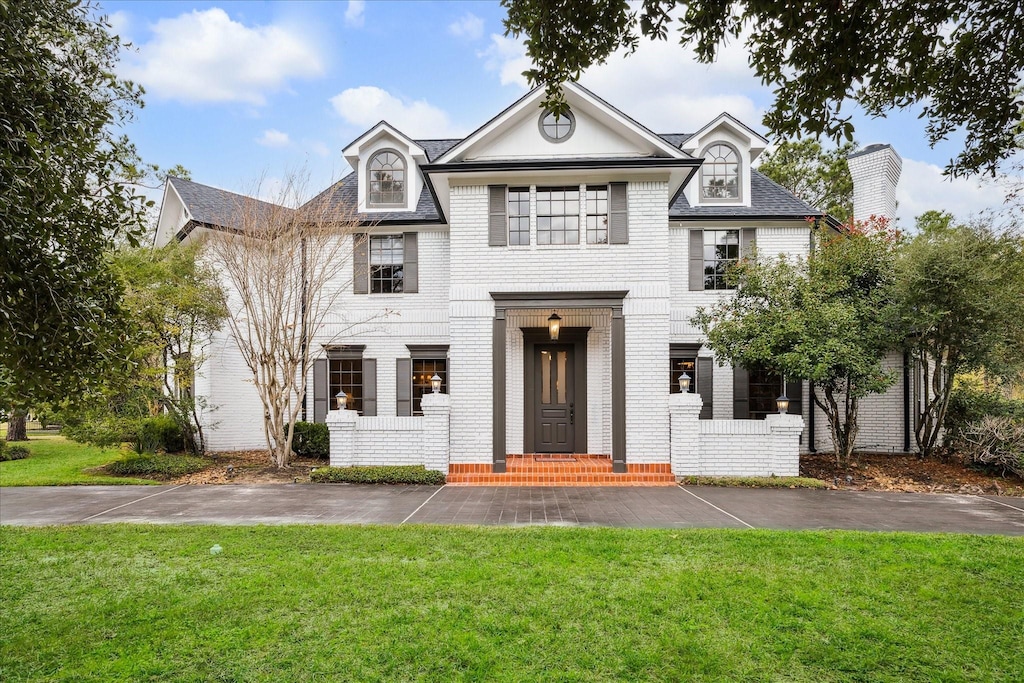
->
[669, 170, 821, 220]
[168, 176, 290, 230]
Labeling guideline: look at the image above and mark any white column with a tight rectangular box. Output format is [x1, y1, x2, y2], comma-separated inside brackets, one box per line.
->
[669, 392, 703, 475]
[326, 406, 358, 468]
[420, 392, 451, 474]
[765, 413, 804, 476]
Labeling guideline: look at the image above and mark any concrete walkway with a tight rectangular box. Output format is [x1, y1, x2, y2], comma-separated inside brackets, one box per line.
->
[1, 484, 1023, 534]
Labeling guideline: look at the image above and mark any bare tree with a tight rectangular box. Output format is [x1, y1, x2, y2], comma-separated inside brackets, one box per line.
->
[202, 173, 366, 468]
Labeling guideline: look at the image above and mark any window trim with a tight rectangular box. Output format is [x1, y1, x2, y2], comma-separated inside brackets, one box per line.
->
[699, 142, 742, 204]
[366, 148, 407, 208]
[538, 109, 576, 143]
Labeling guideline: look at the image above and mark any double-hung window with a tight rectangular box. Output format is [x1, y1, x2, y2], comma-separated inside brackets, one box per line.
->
[703, 229, 740, 290]
[585, 186, 608, 244]
[329, 356, 363, 413]
[669, 352, 697, 394]
[536, 186, 580, 245]
[370, 235, 404, 293]
[412, 358, 447, 415]
[508, 187, 530, 245]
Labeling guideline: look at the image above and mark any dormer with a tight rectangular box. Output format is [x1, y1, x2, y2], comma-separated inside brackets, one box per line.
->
[680, 113, 767, 208]
[342, 121, 428, 214]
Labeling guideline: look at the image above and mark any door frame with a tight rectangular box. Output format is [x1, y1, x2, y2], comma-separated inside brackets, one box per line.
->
[522, 327, 588, 454]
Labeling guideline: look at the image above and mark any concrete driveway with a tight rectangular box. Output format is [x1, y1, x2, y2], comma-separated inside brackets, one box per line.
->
[1, 484, 1023, 534]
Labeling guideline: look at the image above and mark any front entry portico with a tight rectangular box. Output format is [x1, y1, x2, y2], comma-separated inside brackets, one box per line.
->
[491, 291, 627, 473]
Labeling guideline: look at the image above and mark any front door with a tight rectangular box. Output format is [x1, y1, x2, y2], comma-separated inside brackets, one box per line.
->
[534, 345, 575, 452]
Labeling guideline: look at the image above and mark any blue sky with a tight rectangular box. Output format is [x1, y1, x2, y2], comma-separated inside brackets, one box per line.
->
[104, 0, 1014, 227]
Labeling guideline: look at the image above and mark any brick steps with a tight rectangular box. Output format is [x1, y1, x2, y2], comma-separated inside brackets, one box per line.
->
[447, 455, 677, 487]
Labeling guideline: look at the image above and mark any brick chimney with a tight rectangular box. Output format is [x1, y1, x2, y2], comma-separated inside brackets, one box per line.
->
[847, 143, 902, 222]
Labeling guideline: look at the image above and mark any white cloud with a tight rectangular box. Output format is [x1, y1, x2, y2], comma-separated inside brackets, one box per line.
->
[480, 34, 532, 88]
[256, 129, 290, 147]
[330, 86, 464, 138]
[309, 141, 331, 158]
[106, 10, 131, 37]
[345, 1, 365, 28]
[895, 158, 1010, 227]
[449, 13, 484, 41]
[122, 8, 324, 105]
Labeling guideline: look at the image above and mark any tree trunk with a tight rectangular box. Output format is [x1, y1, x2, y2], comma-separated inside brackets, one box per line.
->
[6, 409, 28, 441]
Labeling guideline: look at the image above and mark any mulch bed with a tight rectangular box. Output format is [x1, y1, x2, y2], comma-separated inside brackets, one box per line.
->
[801, 450, 1024, 496]
[172, 450, 327, 485]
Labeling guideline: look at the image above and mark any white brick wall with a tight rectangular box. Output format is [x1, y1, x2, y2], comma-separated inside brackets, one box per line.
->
[848, 145, 902, 222]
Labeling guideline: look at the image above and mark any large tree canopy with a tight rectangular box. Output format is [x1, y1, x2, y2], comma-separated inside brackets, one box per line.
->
[503, 0, 1024, 176]
[758, 139, 855, 222]
[0, 0, 149, 404]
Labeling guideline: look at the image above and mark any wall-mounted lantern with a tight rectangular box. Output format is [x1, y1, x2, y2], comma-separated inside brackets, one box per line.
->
[776, 393, 790, 414]
[678, 372, 691, 393]
[547, 311, 562, 341]
[430, 373, 442, 394]
[336, 391, 348, 410]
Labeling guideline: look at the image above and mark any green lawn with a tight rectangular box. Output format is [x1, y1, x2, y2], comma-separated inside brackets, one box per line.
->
[1, 526, 1021, 681]
[0, 434, 157, 486]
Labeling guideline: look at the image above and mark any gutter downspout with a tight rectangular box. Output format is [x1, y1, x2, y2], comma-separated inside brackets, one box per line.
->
[903, 350, 911, 452]
[808, 381, 816, 452]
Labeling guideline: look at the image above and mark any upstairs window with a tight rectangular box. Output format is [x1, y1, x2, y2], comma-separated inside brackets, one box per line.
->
[370, 235, 404, 293]
[585, 185, 608, 244]
[701, 143, 739, 200]
[508, 187, 530, 245]
[537, 186, 580, 245]
[367, 150, 405, 206]
[539, 110, 575, 142]
[703, 229, 739, 290]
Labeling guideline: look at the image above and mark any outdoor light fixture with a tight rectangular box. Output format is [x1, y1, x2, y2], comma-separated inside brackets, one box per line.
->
[776, 393, 790, 414]
[430, 373, 442, 393]
[336, 390, 348, 410]
[547, 311, 562, 340]
[678, 372, 691, 393]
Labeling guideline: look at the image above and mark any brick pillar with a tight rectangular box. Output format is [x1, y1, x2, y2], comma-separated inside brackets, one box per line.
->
[326, 406, 358, 468]
[420, 392, 451, 474]
[765, 413, 804, 476]
[669, 392, 703, 475]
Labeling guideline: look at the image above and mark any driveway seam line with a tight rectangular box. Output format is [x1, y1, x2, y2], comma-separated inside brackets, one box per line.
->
[79, 485, 187, 522]
[679, 486, 755, 529]
[975, 495, 1024, 514]
[400, 485, 446, 525]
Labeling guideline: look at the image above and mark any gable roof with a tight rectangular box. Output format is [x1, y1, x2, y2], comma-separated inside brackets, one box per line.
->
[168, 176, 290, 230]
[669, 169, 821, 220]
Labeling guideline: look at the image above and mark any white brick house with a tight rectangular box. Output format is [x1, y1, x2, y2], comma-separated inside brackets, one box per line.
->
[155, 82, 913, 482]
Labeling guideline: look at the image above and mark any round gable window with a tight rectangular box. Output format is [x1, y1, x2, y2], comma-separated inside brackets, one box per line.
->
[539, 109, 575, 143]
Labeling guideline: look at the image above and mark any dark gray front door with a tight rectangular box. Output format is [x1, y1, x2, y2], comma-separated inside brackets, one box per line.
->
[534, 344, 575, 453]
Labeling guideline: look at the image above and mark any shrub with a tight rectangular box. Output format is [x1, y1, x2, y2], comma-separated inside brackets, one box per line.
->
[310, 465, 445, 485]
[136, 415, 185, 453]
[958, 416, 1024, 478]
[1, 444, 30, 461]
[678, 475, 827, 489]
[945, 384, 1024, 444]
[288, 421, 329, 459]
[107, 453, 208, 478]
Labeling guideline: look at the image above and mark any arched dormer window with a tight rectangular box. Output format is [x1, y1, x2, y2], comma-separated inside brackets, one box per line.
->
[701, 143, 740, 200]
[367, 150, 405, 207]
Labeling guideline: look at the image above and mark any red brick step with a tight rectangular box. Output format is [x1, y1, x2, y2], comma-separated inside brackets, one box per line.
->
[447, 455, 676, 487]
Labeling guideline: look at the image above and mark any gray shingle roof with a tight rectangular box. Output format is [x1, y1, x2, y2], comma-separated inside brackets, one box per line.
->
[169, 176, 290, 229]
[669, 169, 821, 219]
[303, 171, 442, 224]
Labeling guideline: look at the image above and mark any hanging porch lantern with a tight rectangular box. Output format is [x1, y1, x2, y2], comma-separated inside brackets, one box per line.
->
[547, 311, 562, 340]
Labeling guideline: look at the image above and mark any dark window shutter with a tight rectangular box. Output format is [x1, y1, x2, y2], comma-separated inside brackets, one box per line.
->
[403, 232, 418, 293]
[362, 359, 377, 416]
[608, 182, 628, 244]
[353, 233, 368, 294]
[313, 358, 328, 423]
[733, 365, 750, 419]
[689, 229, 704, 291]
[741, 227, 756, 258]
[785, 377, 803, 416]
[488, 185, 507, 246]
[697, 357, 714, 420]
[396, 358, 412, 416]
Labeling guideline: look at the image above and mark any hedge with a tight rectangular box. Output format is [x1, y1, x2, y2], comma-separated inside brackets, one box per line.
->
[288, 421, 329, 459]
[310, 465, 445, 485]
[107, 453, 208, 478]
[0, 444, 30, 462]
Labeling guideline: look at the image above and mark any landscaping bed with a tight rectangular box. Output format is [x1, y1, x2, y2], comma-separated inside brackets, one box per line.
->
[171, 448, 326, 485]
[801, 450, 1024, 496]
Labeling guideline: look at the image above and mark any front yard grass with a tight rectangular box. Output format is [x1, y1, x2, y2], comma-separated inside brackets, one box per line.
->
[0, 434, 158, 486]
[1, 525, 1021, 682]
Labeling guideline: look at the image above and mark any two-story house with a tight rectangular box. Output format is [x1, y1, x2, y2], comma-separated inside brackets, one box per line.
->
[155, 82, 909, 484]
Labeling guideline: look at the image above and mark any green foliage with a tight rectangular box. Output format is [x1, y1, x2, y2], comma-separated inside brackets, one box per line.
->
[502, 0, 1024, 176]
[679, 475, 828, 489]
[694, 218, 904, 462]
[0, 0, 151, 404]
[62, 414, 185, 454]
[106, 453, 208, 478]
[757, 139, 855, 222]
[310, 465, 446, 485]
[0, 434, 158, 486]
[0, 443, 30, 461]
[899, 212, 1024, 455]
[946, 383, 1024, 442]
[136, 415, 185, 454]
[288, 421, 329, 459]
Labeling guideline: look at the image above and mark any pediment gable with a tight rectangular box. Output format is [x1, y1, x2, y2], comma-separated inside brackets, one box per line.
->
[437, 82, 687, 163]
